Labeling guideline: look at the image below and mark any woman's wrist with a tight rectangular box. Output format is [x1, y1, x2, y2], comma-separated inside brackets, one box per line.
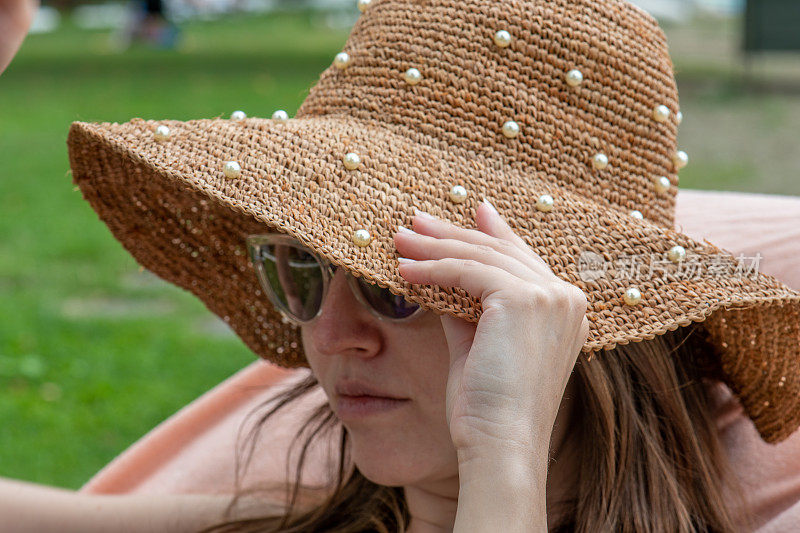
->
[454, 445, 549, 533]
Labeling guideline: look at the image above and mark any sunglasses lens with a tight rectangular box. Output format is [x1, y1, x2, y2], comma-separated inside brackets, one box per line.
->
[356, 279, 421, 319]
[256, 242, 324, 322]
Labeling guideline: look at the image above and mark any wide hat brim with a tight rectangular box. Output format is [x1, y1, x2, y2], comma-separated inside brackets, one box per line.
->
[67, 115, 800, 444]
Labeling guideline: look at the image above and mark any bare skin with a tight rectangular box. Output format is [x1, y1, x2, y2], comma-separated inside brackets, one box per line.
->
[304, 201, 589, 532]
[0, 0, 37, 74]
[0, 476, 277, 533]
[0, 4, 590, 527]
[0, 203, 588, 531]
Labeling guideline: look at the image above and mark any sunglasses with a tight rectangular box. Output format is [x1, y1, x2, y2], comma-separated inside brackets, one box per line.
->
[245, 233, 425, 325]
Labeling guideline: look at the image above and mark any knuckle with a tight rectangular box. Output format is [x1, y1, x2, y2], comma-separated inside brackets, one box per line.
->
[446, 257, 478, 273]
[474, 243, 496, 257]
[560, 288, 588, 322]
[519, 283, 588, 316]
[567, 284, 589, 312]
[493, 238, 517, 256]
[516, 285, 549, 313]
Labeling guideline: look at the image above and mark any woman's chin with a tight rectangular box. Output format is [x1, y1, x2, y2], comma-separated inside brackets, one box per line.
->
[349, 442, 421, 486]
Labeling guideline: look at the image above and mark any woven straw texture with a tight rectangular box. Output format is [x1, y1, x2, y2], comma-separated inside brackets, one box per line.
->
[67, 0, 800, 444]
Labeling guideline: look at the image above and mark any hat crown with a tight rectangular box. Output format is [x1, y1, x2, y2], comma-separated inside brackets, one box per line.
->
[296, 0, 680, 228]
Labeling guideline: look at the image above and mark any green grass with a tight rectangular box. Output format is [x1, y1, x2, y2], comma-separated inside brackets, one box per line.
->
[0, 11, 349, 489]
[1, 11, 799, 490]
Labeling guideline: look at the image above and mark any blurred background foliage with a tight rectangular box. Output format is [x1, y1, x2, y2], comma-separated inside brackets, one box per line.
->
[1, 0, 799, 489]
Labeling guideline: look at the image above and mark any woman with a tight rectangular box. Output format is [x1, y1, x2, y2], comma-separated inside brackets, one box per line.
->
[195, 206, 750, 532]
[6, 0, 800, 530]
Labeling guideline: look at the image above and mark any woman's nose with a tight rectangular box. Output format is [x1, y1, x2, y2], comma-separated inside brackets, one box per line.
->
[308, 269, 382, 358]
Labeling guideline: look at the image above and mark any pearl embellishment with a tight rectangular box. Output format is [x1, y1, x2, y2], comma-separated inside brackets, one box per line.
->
[502, 120, 520, 138]
[536, 194, 554, 212]
[493, 30, 512, 48]
[333, 52, 351, 70]
[654, 176, 671, 194]
[652, 105, 670, 123]
[403, 67, 422, 85]
[352, 228, 372, 247]
[357, 0, 371, 12]
[231, 110, 246, 120]
[673, 150, 689, 170]
[222, 161, 241, 179]
[343, 152, 361, 170]
[566, 69, 584, 87]
[668, 245, 686, 263]
[449, 185, 468, 204]
[623, 287, 642, 306]
[154, 125, 170, 141]
[592, 153, 609, 170]
[271, 109, 288, 121]
[676, 111, 683, 125]
[630, 210, 643, 219]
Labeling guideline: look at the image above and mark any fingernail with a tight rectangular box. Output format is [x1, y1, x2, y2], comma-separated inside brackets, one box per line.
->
[397, 225, 415, 234]
[413, 207, 436, 220]
[482, 198, 498, 215]
[398, 257, 417, 264]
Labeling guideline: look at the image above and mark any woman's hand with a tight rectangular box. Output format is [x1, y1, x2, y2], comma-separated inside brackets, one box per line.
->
[393, 199, 590, 462]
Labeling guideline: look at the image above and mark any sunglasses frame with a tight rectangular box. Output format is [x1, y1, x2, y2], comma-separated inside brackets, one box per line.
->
[245, 233, 426, 326]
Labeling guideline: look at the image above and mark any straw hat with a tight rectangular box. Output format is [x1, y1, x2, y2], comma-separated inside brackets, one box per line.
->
[67, 0, 800, 444]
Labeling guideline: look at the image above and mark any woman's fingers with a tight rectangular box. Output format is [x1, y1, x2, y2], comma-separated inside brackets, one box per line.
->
[474, 201, 551, 271]
[409, 202, 551, 276]
[397, 257, 522, 306]
[394, 230, 541, 283]
[394, 201, 585, 318]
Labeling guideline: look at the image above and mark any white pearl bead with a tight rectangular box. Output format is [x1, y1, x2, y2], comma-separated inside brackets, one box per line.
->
[357, 0, 371, 13]
[592, 153, 609, 170]
[629, 209, 643, 219]
[223, 161, 241, 179]
[623, 286, 642, 306]
[673, 150, 689, 170]
[333, 52, 351, 70]
[502, 120, 520, 138]
[654, 176, 671, 194]
[343, 152, 361, 170]
[493, 30, 511, 48]
[652, 105, 670, 123]
[449, 185, 468, 204]
[271, 109, 289, 121]
[566, 69, 583, 87]
[230, 110, 246, 120]
[403, 67, 422, 85]
[352, 228, 371, 247]
[676, 111, 683, 125]
[668, 245, 686, 263]
[536, 194, 554, 212]
[154, 125, 170, 141]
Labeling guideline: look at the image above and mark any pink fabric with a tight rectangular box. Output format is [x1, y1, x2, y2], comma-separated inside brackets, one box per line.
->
[81, 189, 800, 530]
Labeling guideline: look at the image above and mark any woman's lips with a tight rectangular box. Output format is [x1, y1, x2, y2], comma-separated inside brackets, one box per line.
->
[336, 395, 410, 419]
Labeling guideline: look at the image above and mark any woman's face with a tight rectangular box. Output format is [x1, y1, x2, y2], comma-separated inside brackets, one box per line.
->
[301, 268, 460, 487]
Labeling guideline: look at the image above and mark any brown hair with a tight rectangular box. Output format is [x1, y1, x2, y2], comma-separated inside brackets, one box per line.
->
[202, 322, 754, 532]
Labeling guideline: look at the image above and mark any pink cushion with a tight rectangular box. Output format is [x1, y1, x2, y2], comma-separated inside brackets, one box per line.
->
[80, 189, 800, 529]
